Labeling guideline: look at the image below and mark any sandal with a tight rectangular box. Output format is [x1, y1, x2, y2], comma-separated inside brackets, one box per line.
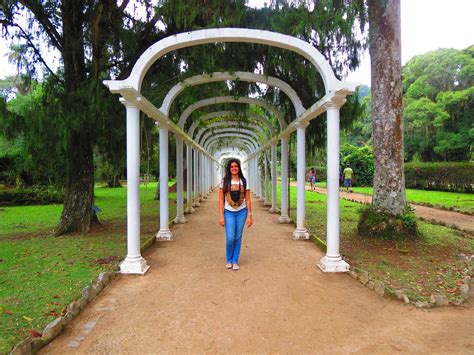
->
[226, 263, 232, 269]
[232, 263, 240, 271]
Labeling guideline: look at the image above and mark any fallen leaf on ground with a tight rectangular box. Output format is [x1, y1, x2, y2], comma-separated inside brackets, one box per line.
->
[28, 329, 42, 337]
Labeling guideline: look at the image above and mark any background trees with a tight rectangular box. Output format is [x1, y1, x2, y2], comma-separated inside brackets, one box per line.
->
[403, 46, 474, 162]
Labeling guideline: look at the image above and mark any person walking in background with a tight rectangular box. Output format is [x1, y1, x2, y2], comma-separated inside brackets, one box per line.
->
[343, 165, 354, 193]
[308, 167, 316, 191]
[219, 159, 253, 271]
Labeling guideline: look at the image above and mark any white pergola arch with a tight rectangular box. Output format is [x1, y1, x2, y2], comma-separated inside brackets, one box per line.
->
[205, 133, 260, 152]
[160, 71, 305, 116]
[195, 122, 269, 145]
[104, 28, 358, 275]
[200, 128, 265, 150]
[188, 111, 275, 138]
[178, 96, 285, 131]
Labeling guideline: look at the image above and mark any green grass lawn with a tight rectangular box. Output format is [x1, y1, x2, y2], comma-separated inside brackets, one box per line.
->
[277, 184, 474, 303]
[0, 182, 177, 353]
[314, 182, 474, 214]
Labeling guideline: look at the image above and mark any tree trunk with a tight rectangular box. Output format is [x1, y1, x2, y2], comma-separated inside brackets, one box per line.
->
[369, 0, 406, 215]
[55, 131, 96, 235]
[55, 0, 97, 235]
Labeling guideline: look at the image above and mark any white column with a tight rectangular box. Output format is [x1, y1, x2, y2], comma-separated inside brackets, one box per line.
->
[185, 144, 194, 213]
[279, 137, 291, 223]
[293, 122, 309, 240]
[259, 155, 265, 201]
[205, 157, 208, 194]
[264, 151, 270, 206]
[193, 149, 200, 207]
[319, 104, 349, 272]
[119, 99, 149, 274]
[174, 137, 186, 224]
[157, 125, 173, 240]
[198, 153, 203, 202]
[270, 143, 278, 213]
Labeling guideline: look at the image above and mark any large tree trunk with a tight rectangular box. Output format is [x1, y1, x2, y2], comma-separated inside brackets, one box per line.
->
[369, 0, 406, 215]
[55, 131, 95, 234]
[55, 0, 96, 235]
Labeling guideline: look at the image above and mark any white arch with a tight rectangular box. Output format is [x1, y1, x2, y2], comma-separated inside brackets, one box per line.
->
[195, 121, 269, 144]
[203, 132, 261, 153]
[106, 28, 342, 93]
[214, 144, 252, 156]
[178, 96, 285, 130]
[188, 111, 275, 138]
[200, 128, 263, 151]
[205, 134, 259, 152]
[160, 71, 305, 116]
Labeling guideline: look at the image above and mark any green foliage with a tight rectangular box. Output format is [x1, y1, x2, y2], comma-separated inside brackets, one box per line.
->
[340, 143, 374, 186]
[405, 162, 474, 193]
[347, 46, 474, 163]
[357, 206, 418, 240]
[0, 186, 63, 206]
[403, 47, 474, 162]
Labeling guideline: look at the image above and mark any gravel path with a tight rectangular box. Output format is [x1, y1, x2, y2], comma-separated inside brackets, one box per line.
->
[42, 190, 474, 354]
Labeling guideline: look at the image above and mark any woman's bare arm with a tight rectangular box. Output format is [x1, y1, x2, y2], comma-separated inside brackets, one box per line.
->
[246, 189, 253, 227]
[219, 188, 225, 226]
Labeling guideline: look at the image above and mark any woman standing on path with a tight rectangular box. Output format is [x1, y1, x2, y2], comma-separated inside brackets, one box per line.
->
[219, 159, 253, 271]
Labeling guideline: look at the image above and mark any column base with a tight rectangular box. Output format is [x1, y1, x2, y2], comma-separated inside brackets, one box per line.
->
[293, 228, 310, 240]
[193, 201, 201, 207]
[263, 202, 271, 207]
[120, 256, 150, 274]
[278, 215, 291, 223]
[198, 197, 203, 202]
[185, 207, 195, 213]
[174, 215, 187, 224]
[269, 207, 279, 213]
[156, 229, 173, 241]
[318, 256, 350, 273]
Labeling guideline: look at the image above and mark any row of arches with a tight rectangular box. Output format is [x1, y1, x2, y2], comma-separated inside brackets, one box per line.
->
[104, 28, 358, 274]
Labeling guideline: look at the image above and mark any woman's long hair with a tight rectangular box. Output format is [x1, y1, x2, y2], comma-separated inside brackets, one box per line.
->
[223, 158, 245, 193]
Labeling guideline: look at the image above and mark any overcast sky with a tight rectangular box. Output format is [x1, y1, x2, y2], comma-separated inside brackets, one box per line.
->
[0, 0, 473, 85]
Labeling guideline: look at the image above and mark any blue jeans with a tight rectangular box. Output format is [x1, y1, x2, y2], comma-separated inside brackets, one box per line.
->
[224, 207, 248, 264]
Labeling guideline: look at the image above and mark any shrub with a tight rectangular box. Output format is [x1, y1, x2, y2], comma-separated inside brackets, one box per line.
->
[341, 143, 374, 186]
[357, 206, 418, 240]
[405, 162, 474, 192]
[0, 186, 63, 206]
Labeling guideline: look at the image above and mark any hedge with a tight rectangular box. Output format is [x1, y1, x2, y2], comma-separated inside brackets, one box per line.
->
[306, 162, 473, 193]
[0, 186, 63, 206]
[404, 162, 473, 193]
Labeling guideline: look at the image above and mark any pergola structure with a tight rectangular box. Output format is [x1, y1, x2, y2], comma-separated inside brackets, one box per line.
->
[104, 28, 358, 275]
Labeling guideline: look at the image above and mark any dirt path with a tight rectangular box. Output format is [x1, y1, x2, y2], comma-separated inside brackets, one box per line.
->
[42, 191, 473, 353]
[293, 183, 474, 233]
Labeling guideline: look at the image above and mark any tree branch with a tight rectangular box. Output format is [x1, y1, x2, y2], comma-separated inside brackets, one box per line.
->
[20, 0, 64, 51]
[0, 19, 63, 83]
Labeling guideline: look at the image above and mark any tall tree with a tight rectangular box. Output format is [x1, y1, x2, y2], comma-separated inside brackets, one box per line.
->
[368, 0, 406, 215]
[0, 0, 153, 234]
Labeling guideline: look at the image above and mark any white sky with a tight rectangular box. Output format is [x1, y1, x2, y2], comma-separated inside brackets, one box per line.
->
[0, 0, 473, 85]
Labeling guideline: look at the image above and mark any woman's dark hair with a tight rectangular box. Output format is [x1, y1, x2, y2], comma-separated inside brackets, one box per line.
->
[223, 158, 246, 193]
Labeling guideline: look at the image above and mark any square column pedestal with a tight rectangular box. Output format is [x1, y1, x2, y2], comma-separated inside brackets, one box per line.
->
[318, 256, 349, 272]
[157, 229, 173, 241]
[120, 256, 150, 274]
[293, 228, 309, 240]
